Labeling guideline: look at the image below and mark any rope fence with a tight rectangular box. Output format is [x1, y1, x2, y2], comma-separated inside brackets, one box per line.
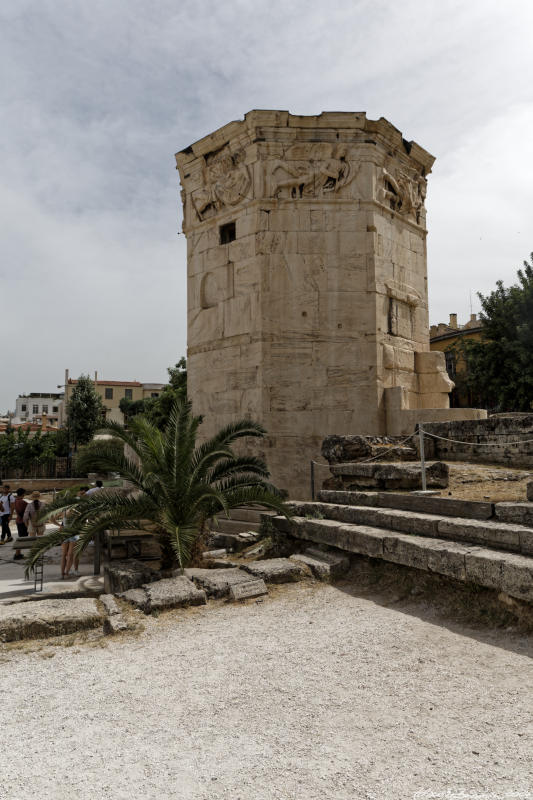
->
[309, 424, 533, 498]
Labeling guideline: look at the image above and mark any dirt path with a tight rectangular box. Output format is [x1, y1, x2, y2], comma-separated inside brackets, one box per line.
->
[1, 582, 532, 800]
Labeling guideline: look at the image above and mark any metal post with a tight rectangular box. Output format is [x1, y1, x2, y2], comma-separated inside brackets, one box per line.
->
[94, 531, 101, 576]
[419, 424, 427, 492]
[310, 460, 315, 501]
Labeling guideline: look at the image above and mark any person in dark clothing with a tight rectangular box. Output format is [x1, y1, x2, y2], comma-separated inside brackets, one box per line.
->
[13, 488, 28, 561]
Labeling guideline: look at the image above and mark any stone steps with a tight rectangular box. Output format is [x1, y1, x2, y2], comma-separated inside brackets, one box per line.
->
[318, 489, 493, 520]
[271, 514, 533, 604]
[289, 501, 533, 556]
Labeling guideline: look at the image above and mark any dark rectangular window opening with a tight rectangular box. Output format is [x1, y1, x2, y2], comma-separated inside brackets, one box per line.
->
[125, 388, 133, 400]
[219, 221, 236, 244]
[105, 388, 113, 400]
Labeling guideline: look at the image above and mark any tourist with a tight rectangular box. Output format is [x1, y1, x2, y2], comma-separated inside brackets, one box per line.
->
[13, 488, 28, 561]
[61, 486, 89, 579]
[85, 479, 103, 496]
[23, 491, 46, 536]
[0, 484, 15, 544]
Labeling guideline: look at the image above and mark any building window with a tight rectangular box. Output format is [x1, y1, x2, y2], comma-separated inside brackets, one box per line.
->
[42, 405, 48, 413]
[125, 388, 133, 400]
[52, 406, 58, 413]
[445, 350, 456, 380]
[151, 392, 159, 398]
[21, 404, 27, 412]
[105, 388, 113, 400]
[219, 221, 236, 244]
[33, 404, 39, 414]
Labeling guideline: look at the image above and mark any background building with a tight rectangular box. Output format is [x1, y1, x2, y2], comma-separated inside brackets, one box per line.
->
[13, 392, 64, 427]
[64, 371, 165, 425]
[430, 313, 484, 406]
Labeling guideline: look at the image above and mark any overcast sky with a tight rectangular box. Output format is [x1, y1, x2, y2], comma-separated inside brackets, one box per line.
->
[2, 0, 533, 412]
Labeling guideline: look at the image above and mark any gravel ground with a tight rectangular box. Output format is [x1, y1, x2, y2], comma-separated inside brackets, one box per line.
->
[1, 581, 532, 800]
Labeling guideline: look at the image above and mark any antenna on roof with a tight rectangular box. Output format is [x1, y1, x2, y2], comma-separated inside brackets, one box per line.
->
[469, 289, 473, 316]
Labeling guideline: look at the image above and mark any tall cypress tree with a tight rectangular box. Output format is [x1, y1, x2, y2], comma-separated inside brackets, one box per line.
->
[67, 375, 105, 447]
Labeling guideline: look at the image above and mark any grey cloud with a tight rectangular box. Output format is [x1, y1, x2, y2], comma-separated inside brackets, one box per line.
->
[2, 0, 533, 410]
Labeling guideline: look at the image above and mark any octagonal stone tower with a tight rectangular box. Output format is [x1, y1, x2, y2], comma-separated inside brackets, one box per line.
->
[176, 110, 448, 497]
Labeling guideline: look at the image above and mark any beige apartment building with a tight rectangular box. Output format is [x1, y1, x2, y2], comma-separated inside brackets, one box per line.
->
[63, 371, 165, 425]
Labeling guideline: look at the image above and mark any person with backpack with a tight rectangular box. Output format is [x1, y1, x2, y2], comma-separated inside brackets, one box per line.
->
[0, 484, 15, 544]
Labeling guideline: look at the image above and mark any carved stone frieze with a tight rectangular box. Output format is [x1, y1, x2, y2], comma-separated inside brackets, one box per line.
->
[191, 147, 251, 221]
[377, 167, 426, 223]
[268, 144, 356, 199]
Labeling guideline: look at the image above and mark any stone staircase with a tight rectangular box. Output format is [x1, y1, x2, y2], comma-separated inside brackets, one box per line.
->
[269, 490, 533, 605]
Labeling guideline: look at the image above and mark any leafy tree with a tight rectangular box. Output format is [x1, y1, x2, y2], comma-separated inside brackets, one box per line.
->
[118, 359, 188, 429]
[455, 257, 533, 411]
[26, 398, 288, 573]
[67, 375, 105, 447]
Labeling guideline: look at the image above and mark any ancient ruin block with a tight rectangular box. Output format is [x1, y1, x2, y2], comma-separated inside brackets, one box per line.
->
[176, 111, 443, 497]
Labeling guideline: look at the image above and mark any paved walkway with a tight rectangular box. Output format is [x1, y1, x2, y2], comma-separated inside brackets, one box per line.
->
[0, 521, 102, 601]
[1, 582, 531, 800]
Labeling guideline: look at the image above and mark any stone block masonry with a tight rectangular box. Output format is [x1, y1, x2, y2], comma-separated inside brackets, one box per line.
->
[176, 111, 481, 498]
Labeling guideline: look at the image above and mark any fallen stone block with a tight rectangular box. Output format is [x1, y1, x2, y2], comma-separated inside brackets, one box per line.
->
[103, 614, 130, 635]
[202, 549, 227, 559]
[118, 588, 148, 610]
[100, 593, 120, 616]
[241, 558, 307, 584]
[185, 567, 253, 598]
[229, 579, 268, 600]
[144, 576, 207, 612]
[0, 598, 103, 642]
[104, 561, 161, 594]
[329, 461, 449, 490]
[290, 548, 350, 581]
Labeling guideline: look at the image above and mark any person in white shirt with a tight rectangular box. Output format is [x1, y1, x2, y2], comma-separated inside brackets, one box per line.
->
[85, 480, 103, 497]
[0, 484, 15, 544]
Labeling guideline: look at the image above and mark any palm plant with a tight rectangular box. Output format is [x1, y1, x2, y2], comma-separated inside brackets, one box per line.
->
[26, 399, 289, 574]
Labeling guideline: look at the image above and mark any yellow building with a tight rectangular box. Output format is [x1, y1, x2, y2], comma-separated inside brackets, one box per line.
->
[430, 313, 484, 407]
[63, 371, 165, 425]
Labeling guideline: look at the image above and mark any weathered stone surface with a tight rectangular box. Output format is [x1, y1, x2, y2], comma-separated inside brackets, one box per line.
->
[0, 598, 103, 642]
[144, 576, 207, 612]
[422, 415, 533, 469]
[494, 502, 533, 526]
[329, 461, 449, 490]
[118, 588, 148, 609]
[202, 549, 227, 559]
[318, 490, 494, 520]
[500, 553, 533, 602]
[271, 515, 533, 603]
[321, 435, 417, 464]
[290, 548, 350, 581]
[104, 561, 161, 595]
[241, 558, 307, 584]
[103, 614, 129, 635]
[185, 567, 253, 598]
[464, 549, 504, 591]
[229, 579, 268, 600]
[100, 594, 120, 616]
[437, 518, 522, 552]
